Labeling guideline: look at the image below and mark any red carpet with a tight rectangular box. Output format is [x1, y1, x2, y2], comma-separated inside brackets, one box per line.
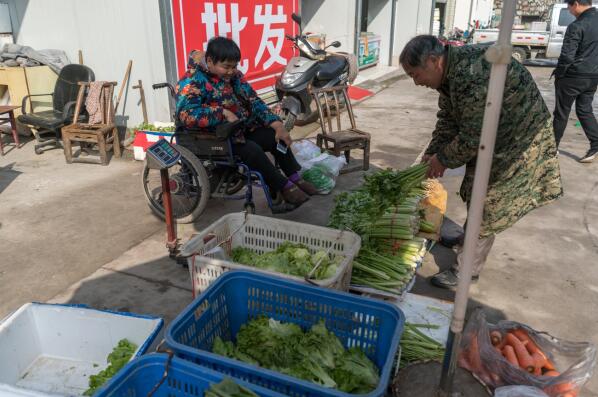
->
[348, 85, 374, 100]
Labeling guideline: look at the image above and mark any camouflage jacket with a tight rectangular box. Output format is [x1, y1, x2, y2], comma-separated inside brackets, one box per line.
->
[425, 45, 563, 237]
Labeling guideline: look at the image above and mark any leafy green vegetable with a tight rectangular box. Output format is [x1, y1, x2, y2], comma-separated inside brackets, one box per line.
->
[135, 122, 175, 132]
[205, 378, 259, 397]
[230, 242, 342, 280]
[212, 317, 380, 393]
[84, 339, 137, 396]
[332, 347, 380, 394]
[399, 323, 445, 368]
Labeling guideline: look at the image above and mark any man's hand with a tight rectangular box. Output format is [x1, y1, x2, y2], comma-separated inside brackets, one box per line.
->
[421, 153, 432, 164]
[426, 154, 447, 179]
[271, 121, 292, 146]
[222, 109, 239, 122]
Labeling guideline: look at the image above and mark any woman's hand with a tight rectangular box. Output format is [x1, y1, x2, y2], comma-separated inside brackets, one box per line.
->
[222, 109, 239, 122]
[271, 121, 292, 146]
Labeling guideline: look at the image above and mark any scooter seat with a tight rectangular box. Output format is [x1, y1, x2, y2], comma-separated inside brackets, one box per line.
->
[315, 55, 347, 81]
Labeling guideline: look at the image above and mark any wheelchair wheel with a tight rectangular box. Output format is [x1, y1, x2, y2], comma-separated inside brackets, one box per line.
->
[142, 144, 210, 224]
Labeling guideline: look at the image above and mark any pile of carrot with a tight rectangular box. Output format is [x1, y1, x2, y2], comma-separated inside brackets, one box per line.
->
[490, 328, 579, 397]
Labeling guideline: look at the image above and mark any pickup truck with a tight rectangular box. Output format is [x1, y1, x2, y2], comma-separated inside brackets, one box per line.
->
[473, 3, 596, 62]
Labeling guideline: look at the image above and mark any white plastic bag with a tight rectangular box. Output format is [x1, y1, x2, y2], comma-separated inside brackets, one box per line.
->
[292, 140, 322, 164]
[495, 386, 550, 397]
[291, 140, 346, 194]
[459, 310, 596, 396]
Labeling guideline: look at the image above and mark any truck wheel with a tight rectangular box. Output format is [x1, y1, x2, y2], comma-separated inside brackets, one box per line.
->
[512, 48, 527, 63]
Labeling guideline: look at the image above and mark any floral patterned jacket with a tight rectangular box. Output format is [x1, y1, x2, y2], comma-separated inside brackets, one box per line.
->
[175, 50, 280, 143]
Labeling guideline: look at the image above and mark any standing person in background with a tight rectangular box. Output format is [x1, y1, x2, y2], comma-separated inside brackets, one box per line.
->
[553, 0, 598, 162]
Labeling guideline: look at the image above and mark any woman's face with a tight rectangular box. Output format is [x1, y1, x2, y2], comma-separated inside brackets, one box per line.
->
[207, 58, 238, 81]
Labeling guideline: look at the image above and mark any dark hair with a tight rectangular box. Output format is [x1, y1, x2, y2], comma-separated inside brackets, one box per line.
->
[205, 36, 241, 64]
[399, 35, 445, 68]
[566, 0, 592, 5]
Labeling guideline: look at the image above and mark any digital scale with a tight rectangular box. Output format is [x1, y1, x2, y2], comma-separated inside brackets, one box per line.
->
[146, 139, 181, 260]
[146, 138, 181, 170]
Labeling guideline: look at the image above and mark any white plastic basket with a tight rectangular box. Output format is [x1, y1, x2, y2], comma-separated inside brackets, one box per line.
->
[180, 213, 361, 296]
[0, 303, 163, 397]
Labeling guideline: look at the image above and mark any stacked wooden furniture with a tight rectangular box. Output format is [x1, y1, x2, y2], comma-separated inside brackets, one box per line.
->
[310, 85, 370, 173]
[61, 81, 121, 165]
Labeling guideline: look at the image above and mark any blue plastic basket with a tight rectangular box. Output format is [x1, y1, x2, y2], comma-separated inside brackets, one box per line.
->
[94, 353, 286, 397]
[165, 270, 405, 397]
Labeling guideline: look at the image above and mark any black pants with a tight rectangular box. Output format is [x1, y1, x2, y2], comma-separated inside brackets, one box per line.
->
[233, 127, 301, 191]
[553, 77, 598, 150]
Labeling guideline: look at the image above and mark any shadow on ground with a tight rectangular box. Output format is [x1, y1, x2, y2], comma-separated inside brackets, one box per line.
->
[0, 162, 21, 195]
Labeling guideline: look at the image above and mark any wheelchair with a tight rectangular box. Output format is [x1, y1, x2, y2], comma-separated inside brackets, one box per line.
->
[141, 84, 295, 224]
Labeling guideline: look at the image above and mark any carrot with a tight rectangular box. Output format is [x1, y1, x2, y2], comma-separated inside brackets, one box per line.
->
[513, 328, 557, 371]
[468, 334, 483, 373]
[502, 345, 519, 367]
[543, 370, 560, 377]
[532, 351, 547, 370]
[545, 382, 578, 397]
[506, 333, 535, 373]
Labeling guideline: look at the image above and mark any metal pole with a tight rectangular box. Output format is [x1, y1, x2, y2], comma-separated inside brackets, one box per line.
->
[354, 0, 363, 57]
[160, 168, 177, 254]
[437, 0, 516, 395]
[389, 0, 397, 66]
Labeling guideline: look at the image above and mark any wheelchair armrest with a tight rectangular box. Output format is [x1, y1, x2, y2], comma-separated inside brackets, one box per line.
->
[21, 93, 54, 115]
[215, 120, 243, 140]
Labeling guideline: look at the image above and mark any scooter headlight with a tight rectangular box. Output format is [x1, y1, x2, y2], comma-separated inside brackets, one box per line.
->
[281, 72, 301, 85]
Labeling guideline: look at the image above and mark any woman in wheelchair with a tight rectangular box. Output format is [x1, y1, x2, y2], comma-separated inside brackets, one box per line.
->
[175, 37, 317, 207]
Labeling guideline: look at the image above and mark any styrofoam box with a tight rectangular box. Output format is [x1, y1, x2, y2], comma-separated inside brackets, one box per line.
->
[0, 303, 163, 397]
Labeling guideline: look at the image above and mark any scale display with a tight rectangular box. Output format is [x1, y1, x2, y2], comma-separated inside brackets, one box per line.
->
[146, 139, 181, 169]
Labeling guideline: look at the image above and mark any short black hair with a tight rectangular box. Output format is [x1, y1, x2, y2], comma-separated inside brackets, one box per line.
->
[205, 36, 241, 64]
[566, 0, 592, 5]
[399, 35, 445, 68]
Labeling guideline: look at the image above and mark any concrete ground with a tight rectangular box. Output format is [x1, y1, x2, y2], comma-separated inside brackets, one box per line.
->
[3, 66, 598, 396]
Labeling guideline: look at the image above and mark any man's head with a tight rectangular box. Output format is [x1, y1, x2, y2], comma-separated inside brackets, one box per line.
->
[399, 35, 446, 90]
[566, 0, 593, 17]
[205, 37, 241, 80]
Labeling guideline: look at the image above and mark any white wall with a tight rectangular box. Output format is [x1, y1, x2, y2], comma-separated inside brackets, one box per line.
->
[5, 0, 171, 127]
[473, 0, 493, 27]
[301, 0, 357, 54]
[453, 0, 473, 30]
[416, 0, 434, 35]
[366, 0, 393, 66]
[393, 0, 434, 65]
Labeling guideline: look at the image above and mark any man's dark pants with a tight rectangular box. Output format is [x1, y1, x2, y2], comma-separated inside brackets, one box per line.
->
[553, 77, 598, 150]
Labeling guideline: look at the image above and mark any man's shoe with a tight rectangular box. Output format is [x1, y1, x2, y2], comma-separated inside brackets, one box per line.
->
[281, 184, 309, 206]
[294, 178, 319, 196]
[579, 149, 598, 163]
[439, 234, 464, 249]
[430, 268, 479, 289]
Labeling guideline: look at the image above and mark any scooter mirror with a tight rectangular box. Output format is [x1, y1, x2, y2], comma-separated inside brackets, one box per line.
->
[291, 13, 302, 26]
[329, 41, 341, 48]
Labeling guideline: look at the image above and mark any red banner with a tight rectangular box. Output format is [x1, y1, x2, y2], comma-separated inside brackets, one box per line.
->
[171, 0, 299, 92]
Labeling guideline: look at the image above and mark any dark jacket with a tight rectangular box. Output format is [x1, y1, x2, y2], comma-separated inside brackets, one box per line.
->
[555, 7, 598, 78]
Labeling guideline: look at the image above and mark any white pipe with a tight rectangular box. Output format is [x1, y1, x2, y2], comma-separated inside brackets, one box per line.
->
[450, 0, 516, 334]
[438, 2, 517, 395]
[450, 0, 516, 333]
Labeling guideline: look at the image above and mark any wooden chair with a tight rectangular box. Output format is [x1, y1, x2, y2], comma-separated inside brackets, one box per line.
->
[61, 81, 121, 165]
[311, 86, 370, 173]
